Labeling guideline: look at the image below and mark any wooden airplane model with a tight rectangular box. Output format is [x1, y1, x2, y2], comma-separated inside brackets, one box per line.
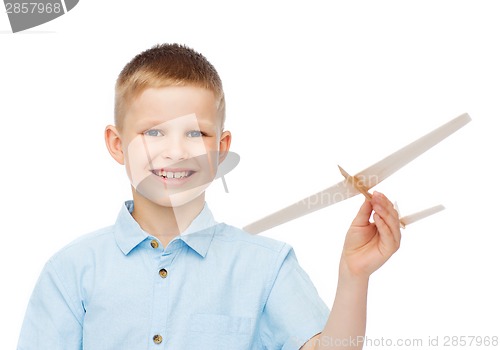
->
[243, 113, 472, 234]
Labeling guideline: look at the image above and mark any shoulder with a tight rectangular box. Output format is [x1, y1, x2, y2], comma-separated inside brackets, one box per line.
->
[32, 225, 118, 301]
[214, 222, 291, 254]
[208, 223, 295, 271]
[48, 225, 116, 265]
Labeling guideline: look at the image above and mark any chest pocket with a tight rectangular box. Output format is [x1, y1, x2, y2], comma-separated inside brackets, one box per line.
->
[187, 313, 254, 349]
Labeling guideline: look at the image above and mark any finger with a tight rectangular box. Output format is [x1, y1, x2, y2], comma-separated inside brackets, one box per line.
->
[372, 192, 401, 241]
[351, 199, 373, 227]
[373, 196, 401, 249]
[373, 212, 400, 254]
[373, 192, 399, 222]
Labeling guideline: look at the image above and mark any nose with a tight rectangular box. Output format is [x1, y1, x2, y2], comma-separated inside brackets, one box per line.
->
[161, 134, 188, 161]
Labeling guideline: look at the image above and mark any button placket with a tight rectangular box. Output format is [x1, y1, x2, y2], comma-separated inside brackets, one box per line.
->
[149, 240, 182, 347]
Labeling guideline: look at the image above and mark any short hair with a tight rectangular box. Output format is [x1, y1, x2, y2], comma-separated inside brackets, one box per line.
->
[114, 43, 225, 130]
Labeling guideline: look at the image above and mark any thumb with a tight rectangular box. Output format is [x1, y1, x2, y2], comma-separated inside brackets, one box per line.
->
[351, 199, 373, 227]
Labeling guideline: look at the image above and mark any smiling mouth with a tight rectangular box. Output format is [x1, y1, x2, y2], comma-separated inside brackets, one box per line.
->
[151, 169, 195, 179]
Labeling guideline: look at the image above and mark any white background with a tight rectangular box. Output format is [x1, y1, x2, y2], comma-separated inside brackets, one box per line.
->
[1, 1, 499, 348]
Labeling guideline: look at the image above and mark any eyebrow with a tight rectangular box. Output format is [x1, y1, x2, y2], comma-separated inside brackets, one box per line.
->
[137, 118, 217, 129]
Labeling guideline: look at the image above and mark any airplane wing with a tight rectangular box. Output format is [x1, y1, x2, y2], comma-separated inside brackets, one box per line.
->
[243, 113, 471, 234]
[356, 113, 471, 189]
[242, 180, 354, 234]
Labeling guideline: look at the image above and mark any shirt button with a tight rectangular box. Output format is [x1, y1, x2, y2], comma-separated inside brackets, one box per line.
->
[159, 268, 168, 278]
[153, 334, 163, 344]
[150, 240, 159, 249]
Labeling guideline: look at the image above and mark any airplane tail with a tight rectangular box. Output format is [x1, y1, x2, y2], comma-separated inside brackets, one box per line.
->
[398, 204, 445, 228]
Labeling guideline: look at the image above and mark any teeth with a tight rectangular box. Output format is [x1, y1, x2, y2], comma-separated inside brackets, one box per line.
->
[155, 170, 189, 179]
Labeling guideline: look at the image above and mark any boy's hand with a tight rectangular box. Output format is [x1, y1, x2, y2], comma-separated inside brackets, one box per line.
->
[340, 191, 401, 280]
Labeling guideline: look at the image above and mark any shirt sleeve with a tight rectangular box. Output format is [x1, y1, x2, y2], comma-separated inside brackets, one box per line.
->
[17, 259, 84, 350]
[259, 246, 330, 350]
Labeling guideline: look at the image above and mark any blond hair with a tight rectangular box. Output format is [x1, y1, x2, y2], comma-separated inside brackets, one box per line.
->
[114, 43, 225, 130]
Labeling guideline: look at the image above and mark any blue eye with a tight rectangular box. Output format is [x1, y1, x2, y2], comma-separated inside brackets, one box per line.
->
[144, 129, 163, 137]
[187, 130, 204, 138]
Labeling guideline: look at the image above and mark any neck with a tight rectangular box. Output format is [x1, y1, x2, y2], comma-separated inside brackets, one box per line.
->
[130, 188, 206, 247]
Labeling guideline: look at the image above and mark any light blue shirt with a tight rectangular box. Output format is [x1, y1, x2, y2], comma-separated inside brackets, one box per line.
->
[18, 201, 329, 350]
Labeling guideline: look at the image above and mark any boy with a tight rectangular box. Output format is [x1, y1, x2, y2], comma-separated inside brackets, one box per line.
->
[18, 44, 401, 349]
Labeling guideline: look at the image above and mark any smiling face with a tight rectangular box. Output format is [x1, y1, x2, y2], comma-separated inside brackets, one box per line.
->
[107, 86, 231, 208]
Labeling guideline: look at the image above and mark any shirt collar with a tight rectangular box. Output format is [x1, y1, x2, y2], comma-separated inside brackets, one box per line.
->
[114, 200, 218, 257]
[179, 203, 218, 257]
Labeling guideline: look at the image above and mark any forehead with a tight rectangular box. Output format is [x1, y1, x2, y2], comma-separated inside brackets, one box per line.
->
[124, 86, 220, 129]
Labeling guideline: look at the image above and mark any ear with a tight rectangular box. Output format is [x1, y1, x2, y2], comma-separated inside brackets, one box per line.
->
[218, 130, 232, 164]
[104, 125, 125, 165]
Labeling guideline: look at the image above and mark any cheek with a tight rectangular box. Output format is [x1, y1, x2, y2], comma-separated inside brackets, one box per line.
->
[123, 137, 153, 186]
[186, 138, 211, 157]
[203, 140, 221, 171]
[195, 152, 219, 177]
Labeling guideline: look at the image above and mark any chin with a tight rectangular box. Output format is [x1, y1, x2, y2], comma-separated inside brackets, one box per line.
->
[136, 182, 211, 208]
